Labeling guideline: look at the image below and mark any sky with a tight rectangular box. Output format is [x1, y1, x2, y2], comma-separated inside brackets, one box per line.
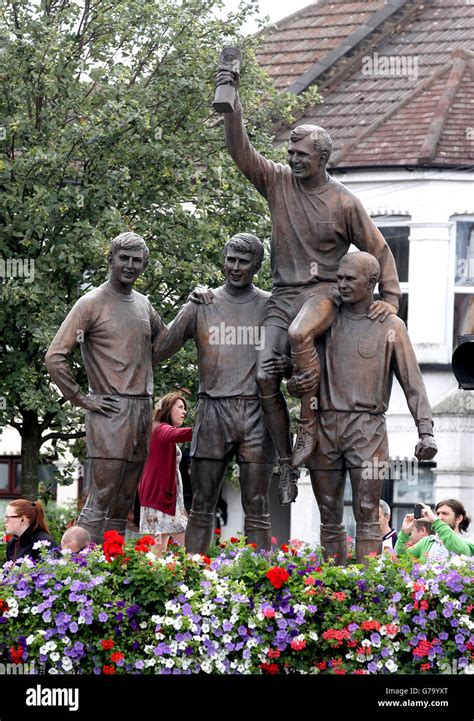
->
[223, 0, 313, 34]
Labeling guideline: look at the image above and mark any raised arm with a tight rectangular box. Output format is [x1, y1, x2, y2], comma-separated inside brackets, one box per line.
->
[217, 69, 274, 197]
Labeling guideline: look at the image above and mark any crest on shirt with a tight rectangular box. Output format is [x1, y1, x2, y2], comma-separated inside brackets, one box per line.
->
[358, 337, 378, 359]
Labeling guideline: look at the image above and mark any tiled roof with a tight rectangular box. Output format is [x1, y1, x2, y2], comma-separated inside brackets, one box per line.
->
[257, 1, 389, 91]
[257, 0, 474, 168]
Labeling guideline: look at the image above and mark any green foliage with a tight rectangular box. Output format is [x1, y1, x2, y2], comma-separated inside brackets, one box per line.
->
[0, 538, 472, 674]
[0, 0, 321, 491]
[42, 502, 78, 543]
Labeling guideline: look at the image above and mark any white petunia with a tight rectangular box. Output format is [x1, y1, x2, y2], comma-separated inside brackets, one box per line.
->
[61, 657, 73, 671]
[32, 540, 51, 550]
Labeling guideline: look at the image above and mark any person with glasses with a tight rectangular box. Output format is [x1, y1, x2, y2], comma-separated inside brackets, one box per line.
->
[4, 499, 55, 563]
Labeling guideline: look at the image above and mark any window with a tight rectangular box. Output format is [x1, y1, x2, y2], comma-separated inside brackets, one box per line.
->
[376, 224, 410, 325]
[453, 219, 474, 347]
[0, 457, 22, 497]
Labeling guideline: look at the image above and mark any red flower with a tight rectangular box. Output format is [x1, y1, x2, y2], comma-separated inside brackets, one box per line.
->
[259, 662, 280, 675]
[267, 649, 281, 659]
[332, 591, 346, 602]
[290, 638, 306, 651]
[0, 598, 9, 615]
[103, 530, 125, 562]
[248, 543, 257, 549]
[361, 620, 381, 632]
[271, 536, 278, 544]
[102, 664, 116, 675]
[214, 528, 221, 536]
[134, 535, 156, 553]
[304, 576, 316, 586]
[111, 651, 124, 663]
[334, 669, 347, 675]
[323, 628, 350, 645]
[9, 645, 23, 664]
[467, 604, 474, 614]
[316, 661, 327, 671]
[101, 639, 114, 650]
[421, 663, 431, 671]
[280, 544, 289, 553]
[201, 555, 211, 565]
[266, 566, 290, 589]
[230, 537, 239, 543]
[413, 640, 433, 658]
[263, 607, 276, 619]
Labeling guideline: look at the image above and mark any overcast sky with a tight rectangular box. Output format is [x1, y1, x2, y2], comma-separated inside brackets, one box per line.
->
[223, 0, 313, 34]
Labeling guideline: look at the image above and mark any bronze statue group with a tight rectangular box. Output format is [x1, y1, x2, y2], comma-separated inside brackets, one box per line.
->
[45, 65, 440, 567]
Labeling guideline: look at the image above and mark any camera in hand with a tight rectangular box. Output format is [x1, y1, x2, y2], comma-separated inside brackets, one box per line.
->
[413, 503, 423, 519]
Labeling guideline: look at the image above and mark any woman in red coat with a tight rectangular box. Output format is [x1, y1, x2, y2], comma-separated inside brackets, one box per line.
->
[138, 392, 192, 555]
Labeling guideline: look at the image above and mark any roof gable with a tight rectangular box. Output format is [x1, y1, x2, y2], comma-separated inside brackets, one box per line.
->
[258, 0, 474, 168]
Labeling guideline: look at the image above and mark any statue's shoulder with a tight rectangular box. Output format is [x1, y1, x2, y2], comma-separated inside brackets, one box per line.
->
[329, 177, 358, 202]
[253, 286, 271, 302]
[130, 288, 150, 304]
[74, 283, 106, 308]
[380, 313, 407, 336]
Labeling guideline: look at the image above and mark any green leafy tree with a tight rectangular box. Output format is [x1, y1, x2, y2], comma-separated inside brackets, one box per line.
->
[0, 0, 320, 498]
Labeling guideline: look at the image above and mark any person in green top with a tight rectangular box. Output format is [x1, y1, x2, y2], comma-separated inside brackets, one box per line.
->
[395, 499, 474, 559]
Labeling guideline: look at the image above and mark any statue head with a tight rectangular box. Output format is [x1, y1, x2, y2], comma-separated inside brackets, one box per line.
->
[288, 125, 332, 181]
[222, 233, 264, 291]
[337, 252, 381, 305]
[107, 231, 149, 287]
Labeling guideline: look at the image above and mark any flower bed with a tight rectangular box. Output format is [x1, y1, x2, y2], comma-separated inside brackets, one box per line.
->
[0, 533, 472, 675]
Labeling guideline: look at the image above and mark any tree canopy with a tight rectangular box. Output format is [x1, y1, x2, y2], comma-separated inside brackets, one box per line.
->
[0, 0, 320, 497]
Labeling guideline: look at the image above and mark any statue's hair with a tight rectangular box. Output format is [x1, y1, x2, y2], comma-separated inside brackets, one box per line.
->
[223, 233, 264, 266]
[289, 124, 332, 160]
[109, 231, 150, 264]
[340, 251, 381, 284]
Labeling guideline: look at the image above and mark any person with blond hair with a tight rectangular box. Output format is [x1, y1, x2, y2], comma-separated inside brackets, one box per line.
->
[138, 393, 192, 555]
[5, 499, 55, 562]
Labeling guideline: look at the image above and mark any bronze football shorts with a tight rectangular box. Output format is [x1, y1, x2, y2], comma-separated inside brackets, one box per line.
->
[191, 396, 276, 464]
[85, 395, 153, 462]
